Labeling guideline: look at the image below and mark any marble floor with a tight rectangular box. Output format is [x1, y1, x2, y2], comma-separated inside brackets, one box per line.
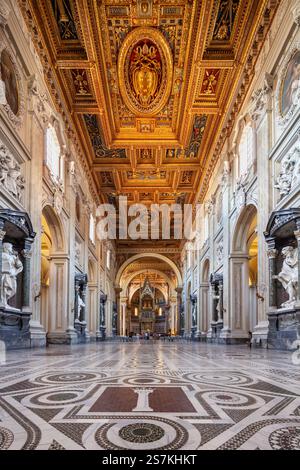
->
[0, 340, 300, 450]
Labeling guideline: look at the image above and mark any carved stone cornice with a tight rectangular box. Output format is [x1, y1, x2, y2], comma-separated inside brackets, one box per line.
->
[116, 247, 182, 254]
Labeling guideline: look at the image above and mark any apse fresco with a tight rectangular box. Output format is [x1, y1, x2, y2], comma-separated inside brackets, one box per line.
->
[281, 50, 300, 116]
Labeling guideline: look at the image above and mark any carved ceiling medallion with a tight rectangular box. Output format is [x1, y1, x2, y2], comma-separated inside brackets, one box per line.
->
[118, 27, 173, 116]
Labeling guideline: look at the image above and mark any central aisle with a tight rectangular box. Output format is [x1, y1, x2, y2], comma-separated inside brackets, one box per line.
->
[0, 341, 299, 450]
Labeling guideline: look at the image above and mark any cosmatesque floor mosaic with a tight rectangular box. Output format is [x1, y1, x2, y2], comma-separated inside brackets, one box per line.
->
[0, 340, 300, 450]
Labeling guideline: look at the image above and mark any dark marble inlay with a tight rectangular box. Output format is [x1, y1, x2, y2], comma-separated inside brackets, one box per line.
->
[119, 423, 164, 443]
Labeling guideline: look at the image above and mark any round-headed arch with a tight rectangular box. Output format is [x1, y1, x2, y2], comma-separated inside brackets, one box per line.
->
[122, 268, 176, 295]
[116, 253, 183, 287]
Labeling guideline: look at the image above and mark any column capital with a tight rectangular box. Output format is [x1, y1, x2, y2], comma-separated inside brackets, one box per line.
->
[294, 229, 300, 241]
[267, 248, 278, 259]
[21, 248, 32, 259]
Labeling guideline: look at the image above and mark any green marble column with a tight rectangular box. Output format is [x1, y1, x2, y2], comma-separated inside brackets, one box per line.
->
[0, 224, 6, 305]
[267, 243, 278, 309]
[294, 222, 300, 304]
[22, 239, 32, 310]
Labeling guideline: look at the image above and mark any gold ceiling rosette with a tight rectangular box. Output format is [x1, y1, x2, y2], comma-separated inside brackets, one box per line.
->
[118, 27, 173, 116]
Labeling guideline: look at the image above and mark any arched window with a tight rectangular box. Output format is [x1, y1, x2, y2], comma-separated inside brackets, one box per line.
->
[89, 213, 95, 244]
[46, 125, 63, 182]
[238, 123, 253, 177]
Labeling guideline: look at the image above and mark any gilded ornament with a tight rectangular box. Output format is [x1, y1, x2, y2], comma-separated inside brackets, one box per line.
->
[118, 28, 173, 116]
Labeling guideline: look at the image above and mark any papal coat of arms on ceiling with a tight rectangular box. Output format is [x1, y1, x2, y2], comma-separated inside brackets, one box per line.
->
[118, 27, 173, 116]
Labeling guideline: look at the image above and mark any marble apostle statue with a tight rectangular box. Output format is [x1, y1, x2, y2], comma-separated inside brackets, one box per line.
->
[274, 246, 298, 308]
[191, 300, 197, 326]
[76, 293, 85, 323]
[0, 242, 23, 308]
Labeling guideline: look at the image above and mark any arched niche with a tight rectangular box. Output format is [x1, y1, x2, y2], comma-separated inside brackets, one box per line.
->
[40, 205, 67, 340]
[230, 204, 258, 338]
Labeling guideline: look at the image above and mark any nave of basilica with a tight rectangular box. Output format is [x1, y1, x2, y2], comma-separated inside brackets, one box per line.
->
[0, 0, 300, 452]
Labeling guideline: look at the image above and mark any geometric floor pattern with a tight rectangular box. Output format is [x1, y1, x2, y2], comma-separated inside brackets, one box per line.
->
[1, 341, 300, 450]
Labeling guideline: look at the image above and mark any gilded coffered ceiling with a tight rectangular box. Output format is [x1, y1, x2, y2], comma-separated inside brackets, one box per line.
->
[20, 0, 279, 248]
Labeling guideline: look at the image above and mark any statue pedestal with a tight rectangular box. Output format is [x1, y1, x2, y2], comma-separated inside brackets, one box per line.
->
[74, 320, 89, 343]
[190, 326, 197, 340]
[0, 306, 31, 349]
[96, 326, 106, 341]
[207, 320, 224, 343]
[267, 307, 300, 350]
[29, 319, 46, 348]
[65, 326, 78, 345]
[252, 321, 269, 348]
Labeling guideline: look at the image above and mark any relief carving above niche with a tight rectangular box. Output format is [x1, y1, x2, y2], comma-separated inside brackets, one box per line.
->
[0, 143, 25, 202]
[118, 27, 173, 116]
[274, 147, 300, 198]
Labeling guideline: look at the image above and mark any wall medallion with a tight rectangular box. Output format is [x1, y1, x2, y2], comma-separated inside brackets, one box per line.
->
[276, 43, 300, 126]
[280, 50, 300, 117]
[118, 27, 173, 116]
[0, 43, 24, 128]
[0, 49, 19, 115]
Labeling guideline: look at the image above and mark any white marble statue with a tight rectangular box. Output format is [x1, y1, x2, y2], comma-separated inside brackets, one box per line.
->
[274, 246, 298, 308]
[0, 242, 23, 308]
[76, 292, 85, 323]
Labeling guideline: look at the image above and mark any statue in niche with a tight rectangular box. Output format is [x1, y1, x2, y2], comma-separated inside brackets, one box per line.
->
[0, 146, 25, 200]
[0, 242, 23, 308]
[76, 292, 85, 323]
[191, 298, 197, 326]
[274, 246, 298, 308]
